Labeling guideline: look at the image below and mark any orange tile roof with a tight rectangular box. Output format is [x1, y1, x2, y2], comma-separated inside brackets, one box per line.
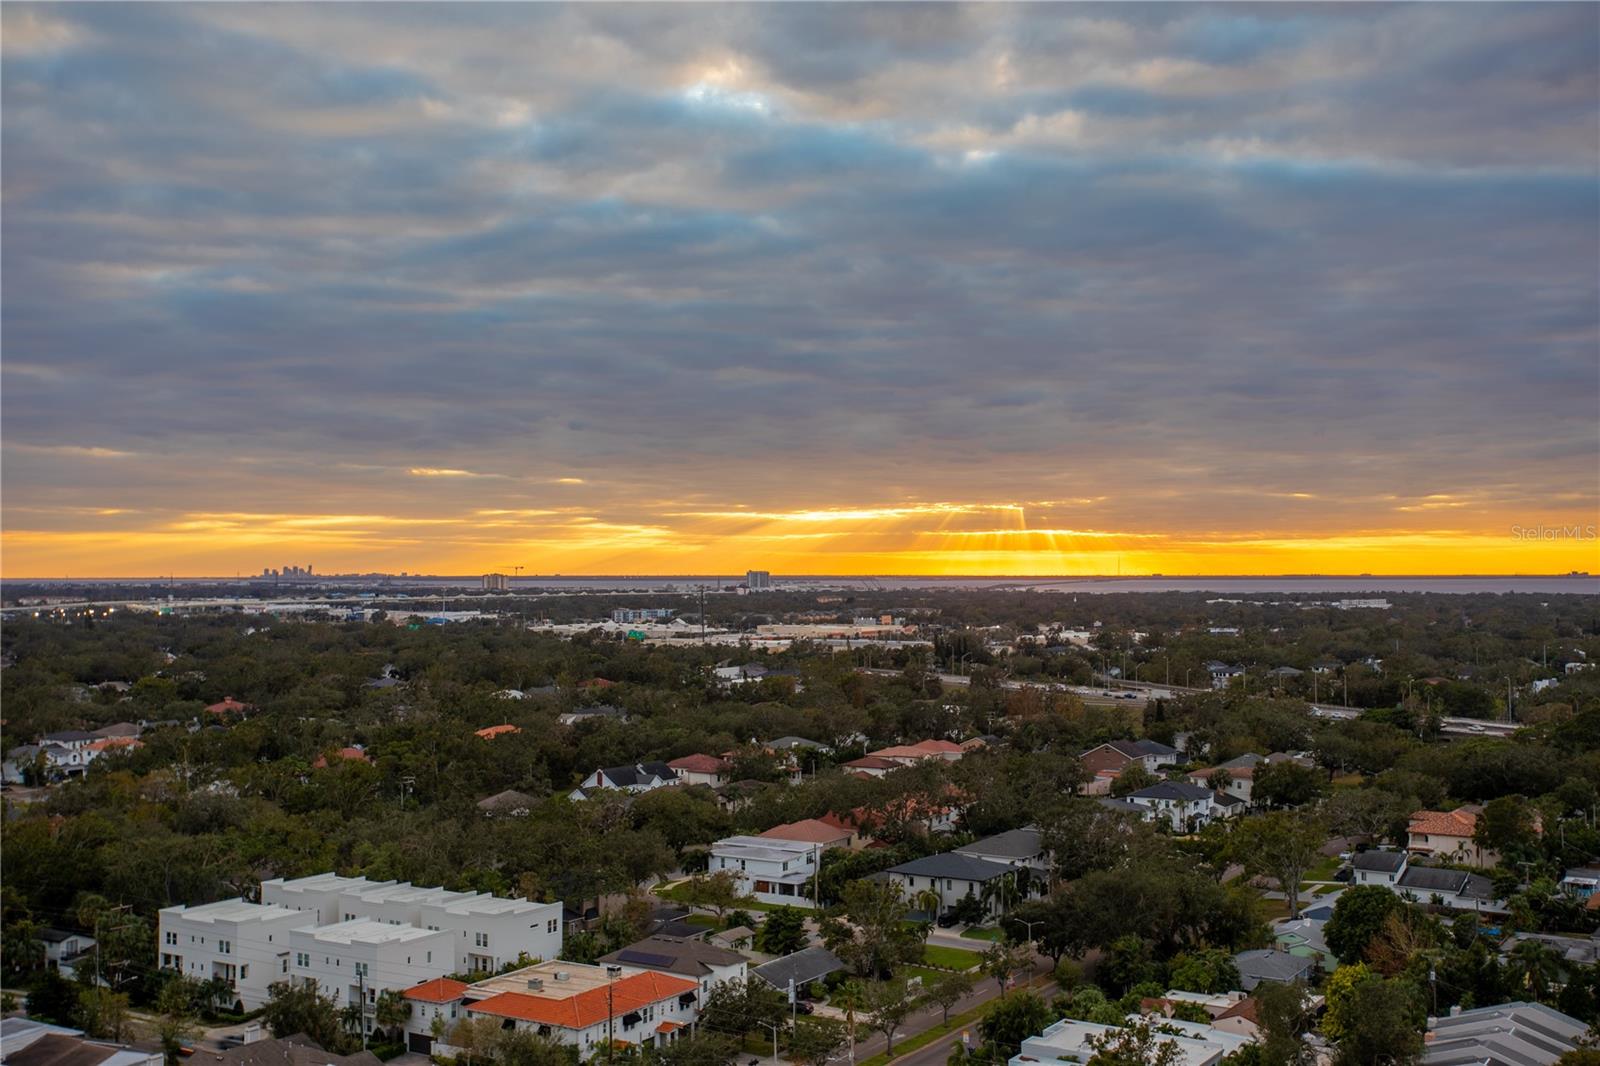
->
[405, 978, 470, 1004]
[476, 724, 521, 740]
[760, 819, 852, 845]
[656, 1022, 682, 1034]
[87, 737, 142, 753]
[206, 697, 252, 714]
[669, 754, 730, 774]
[313, 746, 370, 768]
[1408, 808, 1479, 838]
[467, 971, 697, 1030]
[843, 757, 898, 769]
[869, 740, 964, 760]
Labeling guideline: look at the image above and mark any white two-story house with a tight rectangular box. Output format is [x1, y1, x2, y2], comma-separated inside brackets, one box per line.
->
[708, 835, 820, 908]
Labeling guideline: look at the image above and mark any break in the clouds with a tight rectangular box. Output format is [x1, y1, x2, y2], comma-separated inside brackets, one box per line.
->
[2, 3, 1597, 576]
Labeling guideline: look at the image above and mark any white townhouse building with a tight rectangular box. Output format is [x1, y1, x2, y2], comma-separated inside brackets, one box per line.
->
[158, 899, 312, 1010]
[289, 920, 455, 1035]
[262, 872, 384, 925]
[262, 873, 564, 972]
[708, 835, 821, 908]
[420, 894, 563, 973]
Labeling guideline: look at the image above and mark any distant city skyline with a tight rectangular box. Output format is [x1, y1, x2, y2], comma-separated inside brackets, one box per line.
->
[3, 3, 1596, 577]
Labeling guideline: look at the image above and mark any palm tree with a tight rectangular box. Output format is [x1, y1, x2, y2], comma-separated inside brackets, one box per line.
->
[1508, 940, 1562, 1001]
[915, 887, 942, 922]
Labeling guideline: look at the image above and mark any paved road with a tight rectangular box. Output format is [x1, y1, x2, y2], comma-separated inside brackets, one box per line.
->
[838, 957, 1055, 1066]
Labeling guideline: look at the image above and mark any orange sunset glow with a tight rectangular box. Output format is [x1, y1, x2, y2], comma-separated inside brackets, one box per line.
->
[3, 4, 1597, 579]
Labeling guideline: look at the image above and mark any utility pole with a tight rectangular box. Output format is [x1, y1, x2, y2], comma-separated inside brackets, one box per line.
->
[606, 964, 622, 1066]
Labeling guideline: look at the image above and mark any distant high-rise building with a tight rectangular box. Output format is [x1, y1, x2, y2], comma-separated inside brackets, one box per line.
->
[482, 573, 509, 591]
[746, 570, 771, 591]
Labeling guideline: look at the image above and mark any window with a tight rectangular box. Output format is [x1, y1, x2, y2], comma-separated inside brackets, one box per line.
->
[354, 962, 368, 977]
[475, 932, 489, 948]
[547, 919, 558, 934]
[240, 965, 249, 979]
[218, 940, 232, 954]
[427, 951, 433, 963]
[282, 958, 289, 974]
[165, 931, 178, 946]
[295, 952, 310, 967]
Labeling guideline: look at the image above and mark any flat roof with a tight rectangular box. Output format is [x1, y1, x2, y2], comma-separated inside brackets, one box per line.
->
[162, 899, 307, 925]
[472, 961, 616, 1000]
[298, 919, 444, 945]
[435, 894, 558, 917]
[265, 873, 391, 895]
[348, 883, 472, 907]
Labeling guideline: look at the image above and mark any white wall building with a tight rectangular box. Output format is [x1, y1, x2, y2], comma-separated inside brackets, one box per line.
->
[263, 873, 564, 972]
[289, 920, 454, 1035]
[420, 895, 563, 973]
[158, 899, 311, 1010]
[708, 835, 820, 908]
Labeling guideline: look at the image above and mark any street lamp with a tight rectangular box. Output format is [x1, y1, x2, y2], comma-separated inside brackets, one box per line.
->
[605, 964, 623, 1066]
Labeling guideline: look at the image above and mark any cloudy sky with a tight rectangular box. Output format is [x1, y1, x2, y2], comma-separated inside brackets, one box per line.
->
[3, 3, 1597, 577]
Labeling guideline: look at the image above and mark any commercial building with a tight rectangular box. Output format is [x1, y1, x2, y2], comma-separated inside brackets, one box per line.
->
[746, 571, 772, 591]
[482, 574, 509, 592]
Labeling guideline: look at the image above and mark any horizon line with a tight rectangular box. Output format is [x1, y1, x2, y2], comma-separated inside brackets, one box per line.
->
[2, 572, 1593, 582]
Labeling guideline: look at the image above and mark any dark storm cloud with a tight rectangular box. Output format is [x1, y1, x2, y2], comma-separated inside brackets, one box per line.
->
[2, 1, 1596, 556]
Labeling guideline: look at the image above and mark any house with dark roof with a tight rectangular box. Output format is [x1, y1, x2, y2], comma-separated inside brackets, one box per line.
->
[1422, 1001, 1587, 1065]
[1233, 949, 1317, 990]
[477, 790, 539, 817]
[954, 826, 1048, 875]
[1205, 662, 1245, 690]
[1077, 738, 1178, 793]
[1125, 781, 1220, 831]
[570, 762, 679, 800]
[1349, 850, 1407, 886]
[882, 852, 1021, 919]
[751, 947, 846, 995]
[0, 1032, 161, 1066]
[557, 705, 632, 727]
[1396, 864, 1504, 913]
[597, 935, 747, 995]
[203, 1035, 381, 1066]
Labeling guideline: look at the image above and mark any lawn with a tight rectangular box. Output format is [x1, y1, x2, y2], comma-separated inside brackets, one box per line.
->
[652, 880, 783, 912]
[921, 944, 984, 971]
[960, 927, 1004, 942]
[684, 913, 721, 928]
[1305, 854, 1343, 881]
[901, 964, 946, 986]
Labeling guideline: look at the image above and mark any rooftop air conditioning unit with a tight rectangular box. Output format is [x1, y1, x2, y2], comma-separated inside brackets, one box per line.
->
[526, 978, 544, 991]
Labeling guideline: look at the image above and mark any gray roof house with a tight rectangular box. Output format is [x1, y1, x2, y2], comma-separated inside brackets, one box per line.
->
[954, 826, 1047, 872]
[1423, 1001, 1588, 1065]
[569, 762, 678, 800]
[883, 853, 1020, 919]
[1396, 865, 1503, 912]
[752, 947, 846, 993]
[597, 935, 748, 993]
[1233, 949, 1317, 990]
